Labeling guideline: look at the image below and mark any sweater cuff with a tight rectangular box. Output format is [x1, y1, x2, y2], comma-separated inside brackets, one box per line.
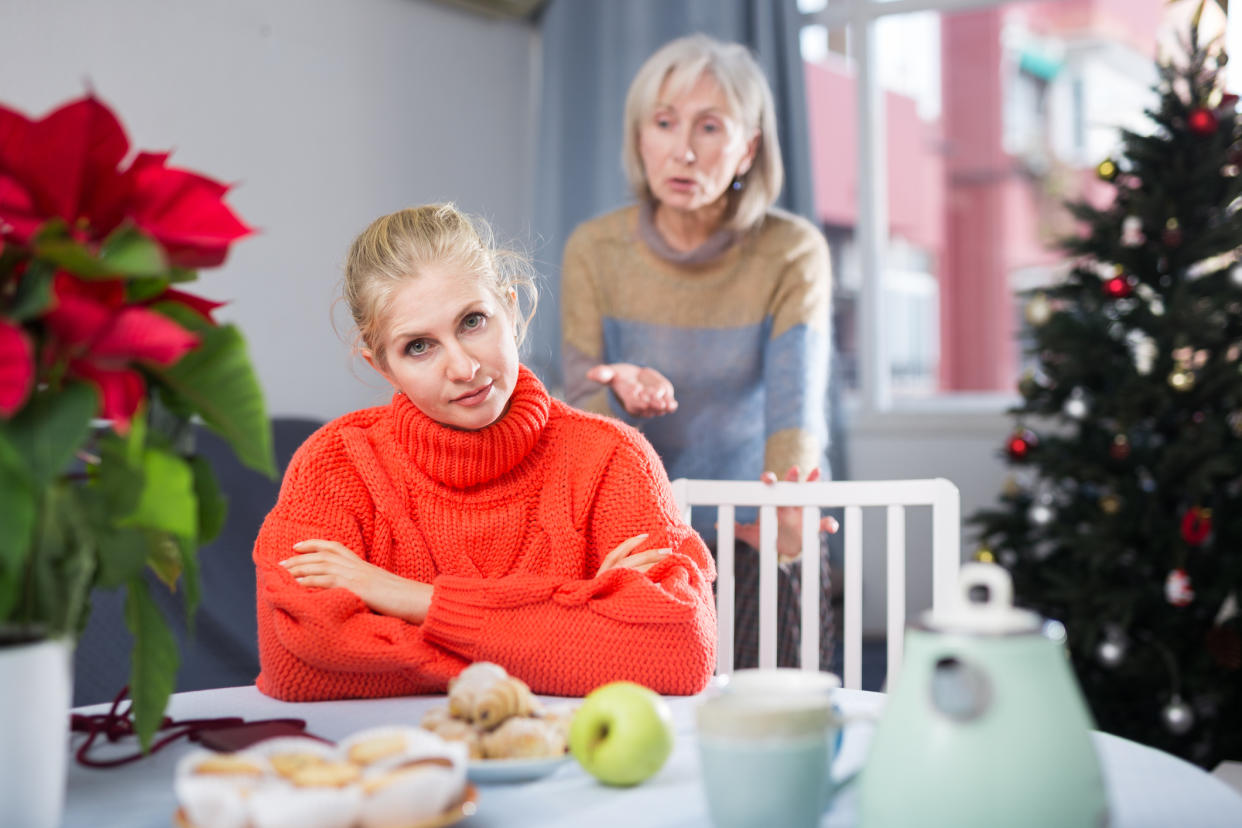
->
[421, 578, 487, 659]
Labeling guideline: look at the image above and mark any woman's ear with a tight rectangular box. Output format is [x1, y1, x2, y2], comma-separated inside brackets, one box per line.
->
[361, 348, 390, 383]
[736, 129, 761, 177]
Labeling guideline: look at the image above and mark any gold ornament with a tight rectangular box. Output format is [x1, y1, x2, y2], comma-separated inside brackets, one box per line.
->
[1100, 494, 1122, 515]
[975, 546, 996, 564]
[1096, 159, 1118, 181]
[1169, 368, 1196, 391]
[1025, 293, 1052, 326]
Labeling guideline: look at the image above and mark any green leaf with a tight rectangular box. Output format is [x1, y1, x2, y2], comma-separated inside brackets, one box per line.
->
[175, 534, 201, 630]
[1, 383, 98, 485]
[145, 532, 182, 590]
[28, 483, 96, 635]
[150, 305, 275, 478]
[93, 433, 144, 517]
[8, 259, 56, 320]
[92, 526, 150, 590]
[125, 277, 173, 303]
[99, 224, 168, 277]
[0, 431, 35, 620]
[119, 448, 197, 540]
[189, 454, 227, 545]
[124, 578, 179, 752]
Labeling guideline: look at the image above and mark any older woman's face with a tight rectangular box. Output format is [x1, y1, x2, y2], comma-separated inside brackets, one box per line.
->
[639, 72, 758, 218]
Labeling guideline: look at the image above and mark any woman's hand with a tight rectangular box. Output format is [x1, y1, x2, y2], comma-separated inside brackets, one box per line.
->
[596, 533, 671, 576]
[734, 466, 840, 564]
[586, 363, 678, 418]
[282, 540, 433, 624]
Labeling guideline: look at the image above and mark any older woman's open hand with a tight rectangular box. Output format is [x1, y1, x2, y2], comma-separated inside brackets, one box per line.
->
[586, 363, 679, 418]
[283, 540, 433, 624]
[734, 466, 840, 564]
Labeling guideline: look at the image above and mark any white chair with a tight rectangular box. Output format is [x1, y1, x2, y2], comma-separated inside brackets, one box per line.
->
[670, 477, 961, 690]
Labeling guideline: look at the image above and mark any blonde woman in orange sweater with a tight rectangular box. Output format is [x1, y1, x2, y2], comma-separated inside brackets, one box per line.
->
[253, 204, 717, 702]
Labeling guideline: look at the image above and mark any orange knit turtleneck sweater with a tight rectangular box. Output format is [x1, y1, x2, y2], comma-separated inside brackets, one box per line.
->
[254, 366, 717, 701]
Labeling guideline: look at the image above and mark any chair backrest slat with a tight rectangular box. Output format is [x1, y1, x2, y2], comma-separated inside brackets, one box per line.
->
[886, 504, 907, 685]
[670, 477, 961, 692]
[715, 504, 736, 676]
[843, 504, 864, 690]
[799, 506, 821, 672]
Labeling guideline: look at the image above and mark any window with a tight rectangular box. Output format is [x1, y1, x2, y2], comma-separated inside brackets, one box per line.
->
[798, 0, 1186, 409]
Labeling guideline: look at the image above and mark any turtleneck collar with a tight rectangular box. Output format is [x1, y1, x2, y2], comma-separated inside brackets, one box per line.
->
[392, 365, 551, 489]
[638, 199, 739, 266]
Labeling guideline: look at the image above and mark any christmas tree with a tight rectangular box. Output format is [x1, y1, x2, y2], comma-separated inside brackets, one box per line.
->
[971, 9, 1242, 769]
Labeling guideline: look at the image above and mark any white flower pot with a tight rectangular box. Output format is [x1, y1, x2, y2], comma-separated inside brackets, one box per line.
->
[0, 636, 72, 828]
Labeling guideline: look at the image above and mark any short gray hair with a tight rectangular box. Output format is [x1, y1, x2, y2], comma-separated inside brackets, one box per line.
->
[621, 34, 783, 233]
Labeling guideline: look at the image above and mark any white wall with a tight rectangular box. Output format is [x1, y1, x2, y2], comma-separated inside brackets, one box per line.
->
[847, 400, 1014, 634]
[0, 0, 538, 421]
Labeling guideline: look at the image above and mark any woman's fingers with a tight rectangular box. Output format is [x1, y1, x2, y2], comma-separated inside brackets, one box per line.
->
[614, 548, 671, 570]
[599, 533, 650, 572]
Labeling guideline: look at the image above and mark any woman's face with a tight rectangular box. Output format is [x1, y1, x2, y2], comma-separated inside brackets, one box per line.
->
[638, 72, 758, 218]
[364, 264, 519, 431]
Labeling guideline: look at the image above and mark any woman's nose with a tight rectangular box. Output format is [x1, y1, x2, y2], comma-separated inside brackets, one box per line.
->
[444, 342, 479, 381]
[676, 131, 696, 164]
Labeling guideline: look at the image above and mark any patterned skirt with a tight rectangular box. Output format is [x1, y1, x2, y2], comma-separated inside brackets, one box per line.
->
[719, 536, 836, 671]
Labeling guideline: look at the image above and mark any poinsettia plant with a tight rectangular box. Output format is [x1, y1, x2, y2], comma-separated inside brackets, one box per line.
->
[0, 94, 274, 749]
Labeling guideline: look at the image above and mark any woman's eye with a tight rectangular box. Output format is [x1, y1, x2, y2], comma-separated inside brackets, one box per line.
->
[462, 312, 486, 331]
[654, 115, 673, 129]
[406, 339, 429, 356]
[700, 120, 721, 134]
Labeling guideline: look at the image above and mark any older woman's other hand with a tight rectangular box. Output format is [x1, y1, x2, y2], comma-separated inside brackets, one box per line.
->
[283, 540, 433, 624]
[587, 363, 679, 418]
[596, 532, 672, 576]
[734, 466, 840, 564]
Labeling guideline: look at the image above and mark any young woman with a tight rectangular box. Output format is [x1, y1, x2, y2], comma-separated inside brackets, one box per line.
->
[253, 204, 716, 701]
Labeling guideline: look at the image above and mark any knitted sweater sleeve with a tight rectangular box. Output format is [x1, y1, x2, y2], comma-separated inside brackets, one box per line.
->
[420, 432, 718, 696]
[762, 218, 832, 477]
[253, 434, 465, 701]
[561, 223, 614, 415]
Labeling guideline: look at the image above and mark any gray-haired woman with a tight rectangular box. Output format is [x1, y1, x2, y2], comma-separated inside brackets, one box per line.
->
[561, 33, 837, 670]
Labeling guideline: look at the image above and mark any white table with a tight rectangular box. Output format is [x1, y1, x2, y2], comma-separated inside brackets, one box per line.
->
[66, 686, 1242, 828]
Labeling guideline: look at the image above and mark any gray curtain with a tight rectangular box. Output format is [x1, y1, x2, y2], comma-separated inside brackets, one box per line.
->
[528, 0, 814, 390]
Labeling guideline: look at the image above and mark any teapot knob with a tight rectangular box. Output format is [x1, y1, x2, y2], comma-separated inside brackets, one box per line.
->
[959, 562, 1015, 610]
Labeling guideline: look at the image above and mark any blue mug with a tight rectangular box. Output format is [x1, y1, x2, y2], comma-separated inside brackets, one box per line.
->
[695, 670, 848, 828]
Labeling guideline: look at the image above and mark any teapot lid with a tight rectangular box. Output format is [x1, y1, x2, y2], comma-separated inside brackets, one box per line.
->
[920, 562, 1041, 635]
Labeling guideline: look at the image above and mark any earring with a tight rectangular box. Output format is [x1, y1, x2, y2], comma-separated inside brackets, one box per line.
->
[731, 176, 744, 192]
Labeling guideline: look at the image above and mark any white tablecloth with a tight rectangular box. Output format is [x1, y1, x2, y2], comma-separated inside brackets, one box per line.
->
[65, 686, 1242, 828]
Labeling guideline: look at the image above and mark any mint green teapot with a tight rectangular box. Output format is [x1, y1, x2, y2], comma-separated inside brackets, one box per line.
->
[859, 562, 1108, 827]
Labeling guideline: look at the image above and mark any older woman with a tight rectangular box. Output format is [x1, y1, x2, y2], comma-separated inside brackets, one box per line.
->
[561, 34, 834, 669]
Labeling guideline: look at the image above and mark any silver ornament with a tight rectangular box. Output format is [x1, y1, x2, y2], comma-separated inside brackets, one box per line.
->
[1028, 503, 1054, 526]
[1162, 696, 1195, 735]
[1097, 638, 1126, 667]
[1064, 390, 1088, 420]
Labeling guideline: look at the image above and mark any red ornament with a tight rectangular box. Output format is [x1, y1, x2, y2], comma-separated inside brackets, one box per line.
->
[1188, 107, 1218, 136]
[1006, 429, 1038, 461]
[1103, 275, 1133, 298]
[1166, 568, 1195, 607]
[1110, 434, 1131, 461]
[1181, 506, 1213, 545]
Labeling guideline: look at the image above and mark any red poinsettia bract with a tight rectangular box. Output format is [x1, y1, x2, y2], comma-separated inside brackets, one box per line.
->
[43, 274, 200, 431]
[0, 95, 251, 268]
[0, 317, 34, 417]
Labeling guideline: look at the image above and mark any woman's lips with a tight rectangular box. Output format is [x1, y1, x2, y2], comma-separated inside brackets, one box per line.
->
[666, 177, 696, 192]
[453, 381, 493, 407]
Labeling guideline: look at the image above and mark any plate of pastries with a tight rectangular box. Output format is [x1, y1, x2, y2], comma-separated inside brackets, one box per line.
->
[173, 726, 476, 828]
[420, 662, 576, 784]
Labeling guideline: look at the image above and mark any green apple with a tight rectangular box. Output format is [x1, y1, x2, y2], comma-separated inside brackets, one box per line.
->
[569, 681, 675, 786]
